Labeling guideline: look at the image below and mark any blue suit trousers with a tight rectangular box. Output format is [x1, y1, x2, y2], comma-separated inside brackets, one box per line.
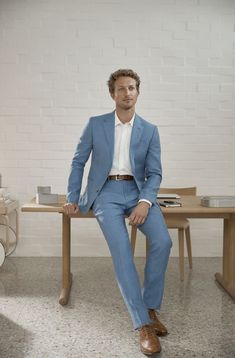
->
[92, 179, 172, 329]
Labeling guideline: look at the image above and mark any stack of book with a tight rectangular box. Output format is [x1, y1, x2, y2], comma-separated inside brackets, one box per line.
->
[36, 186, 58, 205]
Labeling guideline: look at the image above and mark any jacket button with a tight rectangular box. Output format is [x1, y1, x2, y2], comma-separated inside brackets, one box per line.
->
[96, 189, 99, 192]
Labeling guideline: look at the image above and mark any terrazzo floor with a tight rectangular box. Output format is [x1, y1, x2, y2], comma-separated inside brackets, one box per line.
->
[0, 257, 234, 358]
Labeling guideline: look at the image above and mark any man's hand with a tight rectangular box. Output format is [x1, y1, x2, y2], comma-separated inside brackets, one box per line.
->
[128, 201, 150, 226]
[63, 202, 80, 215]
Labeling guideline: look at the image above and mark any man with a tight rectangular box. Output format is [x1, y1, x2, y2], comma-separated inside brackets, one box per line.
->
[64, 69, 172, 355]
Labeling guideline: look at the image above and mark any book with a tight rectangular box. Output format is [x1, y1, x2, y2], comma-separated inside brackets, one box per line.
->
[36, 193, 58, 205]
[159, 200, 182, 207]
[157, 193, 181, 199]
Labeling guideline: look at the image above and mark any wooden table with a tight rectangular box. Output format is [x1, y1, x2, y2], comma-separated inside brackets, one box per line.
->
[21, 195, 235, 304]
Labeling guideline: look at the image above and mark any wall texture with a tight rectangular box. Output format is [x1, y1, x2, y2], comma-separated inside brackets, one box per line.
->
[0, 0, 235, 256]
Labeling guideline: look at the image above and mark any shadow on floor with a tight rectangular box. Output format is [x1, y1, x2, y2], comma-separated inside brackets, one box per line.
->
[0, 313, 33, 358]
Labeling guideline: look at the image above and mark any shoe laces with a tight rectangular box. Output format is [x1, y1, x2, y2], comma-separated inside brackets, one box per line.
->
[141, 324, 155, 339]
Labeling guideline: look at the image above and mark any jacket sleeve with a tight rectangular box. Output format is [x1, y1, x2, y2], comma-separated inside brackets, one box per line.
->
[66, 118, 93, 204]
[138, 126, 162, 204]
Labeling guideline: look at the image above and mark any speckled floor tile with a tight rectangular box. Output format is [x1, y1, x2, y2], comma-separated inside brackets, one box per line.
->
[0, 257, 234, 357]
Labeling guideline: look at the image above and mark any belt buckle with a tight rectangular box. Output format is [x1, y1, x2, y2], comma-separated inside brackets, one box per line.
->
[115, 175, 122, 181]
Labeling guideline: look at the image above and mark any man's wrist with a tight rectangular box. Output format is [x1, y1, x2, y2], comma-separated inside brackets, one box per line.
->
[66, 202, 77, 207]
[138, 199, 152, 208]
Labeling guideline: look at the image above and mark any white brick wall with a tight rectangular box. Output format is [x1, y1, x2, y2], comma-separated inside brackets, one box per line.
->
[0, 0, 235, 257]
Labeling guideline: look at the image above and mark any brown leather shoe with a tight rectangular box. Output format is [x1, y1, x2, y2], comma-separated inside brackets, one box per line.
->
[139, 324, 161, 355]
[148, 309, 168, 336]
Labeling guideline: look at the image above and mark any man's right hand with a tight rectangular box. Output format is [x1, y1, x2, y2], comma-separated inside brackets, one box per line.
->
[63, 203, 80, 215]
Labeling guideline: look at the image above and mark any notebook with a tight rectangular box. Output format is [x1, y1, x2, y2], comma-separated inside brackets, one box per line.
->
[157, 193, 181, 199]
[159, 200, 182, 207]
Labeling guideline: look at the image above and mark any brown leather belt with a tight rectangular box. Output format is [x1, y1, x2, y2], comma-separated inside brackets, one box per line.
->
[108, 175, 134, 181]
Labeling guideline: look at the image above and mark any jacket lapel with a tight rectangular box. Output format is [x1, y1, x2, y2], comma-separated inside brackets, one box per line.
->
[130, 114, 144, 172]
[102, 111, 115, 164]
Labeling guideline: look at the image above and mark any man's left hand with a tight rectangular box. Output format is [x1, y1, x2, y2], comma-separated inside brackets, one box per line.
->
[128, 201, 150, 226]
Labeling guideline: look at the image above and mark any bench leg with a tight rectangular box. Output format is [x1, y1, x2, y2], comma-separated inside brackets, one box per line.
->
[59, 213, 73, 305]
[215, 214, 235, 299]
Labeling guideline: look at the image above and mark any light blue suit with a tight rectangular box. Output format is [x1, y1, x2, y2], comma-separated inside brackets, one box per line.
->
[67, 111, 172, 329]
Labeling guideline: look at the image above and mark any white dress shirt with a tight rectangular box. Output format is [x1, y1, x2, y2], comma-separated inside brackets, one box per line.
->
[109, 112, 152, 207]
[109, 112, 134, 176]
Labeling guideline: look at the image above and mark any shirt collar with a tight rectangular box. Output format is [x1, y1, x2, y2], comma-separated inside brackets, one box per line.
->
[115, 111, 135, 127]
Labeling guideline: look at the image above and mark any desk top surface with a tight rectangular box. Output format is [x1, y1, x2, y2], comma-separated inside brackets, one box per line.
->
[21, 195, 235, 218]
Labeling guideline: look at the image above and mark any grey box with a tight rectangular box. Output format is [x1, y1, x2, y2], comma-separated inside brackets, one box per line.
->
[37, 186, 51, 194]
[36, 193, 58, 205]
[201, 196, 235, 208]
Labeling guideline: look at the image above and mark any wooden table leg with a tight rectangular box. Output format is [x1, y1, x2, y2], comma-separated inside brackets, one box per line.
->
[215, 214, 235, 299]
[59, 213, 73, 305]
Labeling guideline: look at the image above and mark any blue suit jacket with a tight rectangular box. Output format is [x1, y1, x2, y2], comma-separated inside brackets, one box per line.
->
[67, 111, 162, 213]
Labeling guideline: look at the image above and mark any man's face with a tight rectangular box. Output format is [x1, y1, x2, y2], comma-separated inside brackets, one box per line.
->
[111, 76, 139, 111]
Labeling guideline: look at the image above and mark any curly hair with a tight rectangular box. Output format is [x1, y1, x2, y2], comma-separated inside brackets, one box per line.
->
[107, 69, 140, 94]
